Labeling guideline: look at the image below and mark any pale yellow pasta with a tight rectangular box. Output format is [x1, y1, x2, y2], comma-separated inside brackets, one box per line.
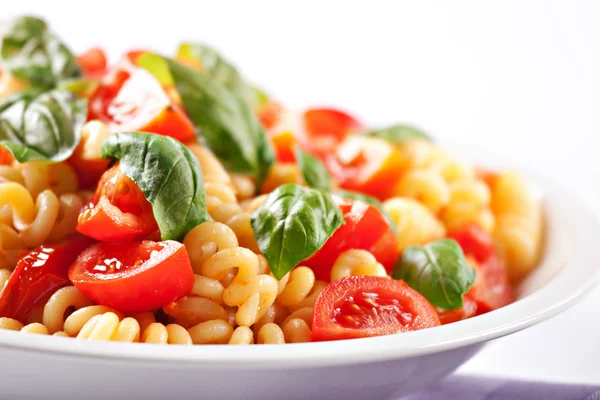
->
[128, 312, 156, 336]
[189, 274, 225, 304]
[230, 174, 256, 200]
[260, 163, 303, 194]
[46, 193, 84, 242]
[79, 120, 112, 161]
[186, 143, 233, 189]
[43, 286, 94, 334]
[63, 306, 124, 337]
[383, 197, 446, 253]
[330, 249, 387, 281]
[277, 267, 316, 307]
[187, 319, 233, 344]
[228, 326, 254, 345]
[163, 296, 227, 327]
[0, 268, 11, 290]
[0, 224, 24, 269]
[286, 280, 327, 313]
[53, 331, 69, 337]
[0, 318, 50, 334]
[240, 194, 267, 214]
[391, 170, 450, 213]
[183, 222, 238, 274]
[281, 307, 313, 330]
[0, 317, 24, 331]
[282, 318, 311, 343]
[256, 322, 285, 344]
[441, 179, 495, 233]
[78, 313, 134, 341]
[142, 323, 192, 345]
[20, 323, 49, 335]
[252, 302, 289, 336]
[16, 162, 79, 198]
[0, 182, 36, 227]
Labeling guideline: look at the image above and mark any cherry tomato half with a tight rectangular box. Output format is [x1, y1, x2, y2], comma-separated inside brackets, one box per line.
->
[0, 238, 93, 322]
[77, 47, 108, 79]
[302, 107, 363, 160]
[311, 276, 440, 341]
[326, 136, 406, 200]
[448, 223, 496, 264]
[76, 163, 158, 242]
[69, 240, 194, 312]
[436, 296, 477, 325]
[303, 196, 398, 281]
[0, 147, 14, 165]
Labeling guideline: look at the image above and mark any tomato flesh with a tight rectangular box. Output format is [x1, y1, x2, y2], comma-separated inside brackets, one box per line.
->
[0, 147, 14, 165]
[311, 276, 440, 341]
[303, 196, 398, 281]
[68, 240, 194, 312]
[76, 164, 158, 242]
[302, 108, 363, 159]
[77, 47, 108, 79]
[0, 238, 93, 322]
[448, 223, 496, 264]
[437, 296, 477, 325]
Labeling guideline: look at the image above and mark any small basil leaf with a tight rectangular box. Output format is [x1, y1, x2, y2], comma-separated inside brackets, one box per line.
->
[364, 124, 430, 144]
[392, 239, 476, 310]
[1, 16, 81, 89]
[295, 148, 332, 191]
[251, 184, 344, 279]
[0, 89, 87, 162]
[177, 42, 257, 107]
[101, 132, 210, 241]
[166, 58, 275, 188]
[57, 78, 100, 98]
[334, 189, 398, 233]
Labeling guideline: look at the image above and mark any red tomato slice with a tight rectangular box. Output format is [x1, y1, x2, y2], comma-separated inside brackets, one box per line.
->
[0, 238, 93, 322]
[303, 196, 398, 281]
[326, 136, 406, 200]
[0, 147, 14, 165]
[448, 223, 496, 264]
[257, 101, 283, 131]
[77, 47, 108, 79]
[76, 164, 158, 242]
[302, 108, 363, 159]
[311, 276, 440, 341]
[466, 255, 513, 314]
[436, 296, 477, 325]
[68, 240, 194, 312]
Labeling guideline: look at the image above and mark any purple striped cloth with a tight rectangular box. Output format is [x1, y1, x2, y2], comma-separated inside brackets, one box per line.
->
[403, 375, 600, 400]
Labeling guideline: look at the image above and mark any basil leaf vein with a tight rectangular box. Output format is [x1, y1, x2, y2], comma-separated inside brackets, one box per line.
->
[392, 239, 476, 310]
[296, 148, 332, 191]
[166, 58, 274, 188]
[251, 184, 344, 279]
[0, 89, 87, 162]
[101, 132, 210, 241]
[364, 124, 430, 144]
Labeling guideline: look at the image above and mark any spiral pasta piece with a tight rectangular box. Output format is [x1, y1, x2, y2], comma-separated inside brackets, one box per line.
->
[256, 323, 285, 344]
[391, 170, 450, 214]
[187, 319, 233, 344]
[228, 326, 254, 345]
[43, 286, 95, 334]
[330, 249, 387, 281]
[277, 266, 316, 307]
[282, 318, 311, 343]
[441, 179, 495, 233]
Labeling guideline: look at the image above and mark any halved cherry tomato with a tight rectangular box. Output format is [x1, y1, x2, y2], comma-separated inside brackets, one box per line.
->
[303, 108, 363, 160]
[257, 101, 283, 131]
[303, 196, 398, 281]
[77, 47, 108, 79]
[68, 240, 194, 312]
[0, 238, 93, 322]
[449, 224, 512, 313]
[436, 296, 477, 325]
[0, 147, 14, 165]
[311, 276, 440, 341]
[76, 163, 158, 242]
[67, 121, 112, 189]
[326, 136, 406, 200]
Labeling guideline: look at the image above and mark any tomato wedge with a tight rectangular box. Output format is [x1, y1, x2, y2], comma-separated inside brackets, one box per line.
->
[0, 147, 14, 165]
[449, 224, 512, 313]
[436, 296, 477, 325]
[77, 47, 108, 79]
[311, 276, 440, 341]
[325, 136, 405, 200]
[68, 240, 194, 312]
[302, 107, 363, 160]
[76, 163, 158, 242]
[0, 238, 93, 322]
[303, 196, 398, 281]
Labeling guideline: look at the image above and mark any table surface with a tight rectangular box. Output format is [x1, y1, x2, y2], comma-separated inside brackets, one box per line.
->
[4, 0, 600, 385]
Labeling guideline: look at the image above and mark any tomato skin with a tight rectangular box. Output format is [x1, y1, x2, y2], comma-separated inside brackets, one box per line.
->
[69, 240, 194, 312]
[437, 296, 477, 325]
[303, 197, 398, 281]
[448, 223, 496, 264]
[257, 101, 283, 131]
[0, 238, 93, 322]
[76, 164, 158, 242]
[77, 47, 108, 79]
[311, 276, 440, 342]
[302, 108, 363, 159]
[0, 147, 14, 165]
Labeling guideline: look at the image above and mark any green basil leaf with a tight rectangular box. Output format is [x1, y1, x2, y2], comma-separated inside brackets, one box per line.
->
[101, 132, 210, 241]
[1, 16, 81, 89]
[57, 78, 100, 98]
[295, 148, 332, 191]
[364, 124, 430, 144]
[166, 58, 275, 188]
[392, 239, 476, 310]
[251, 184, 344, 279]
[334, 189, 398, 233]
[0, 89, 87, 162]
[136, 52, 173, 86]
[177, 42, 257, 107]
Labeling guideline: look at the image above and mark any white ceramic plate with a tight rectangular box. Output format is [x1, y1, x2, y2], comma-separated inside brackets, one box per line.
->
[0, 170, 598, 400]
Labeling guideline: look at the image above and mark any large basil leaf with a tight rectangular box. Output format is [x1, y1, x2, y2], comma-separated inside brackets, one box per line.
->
[251, 184, 344, 279]
[296, 148, 332, 191]
[177, 42, 257, 107]
[166, 58, 274, 187]
[392, 239, 476, 310]
[334, 189, 398, 233]
[0, 15, 81, 89]
[364, 124, 430, 144]
[101, 132, 210, 241]
[0, 89, 87, 162]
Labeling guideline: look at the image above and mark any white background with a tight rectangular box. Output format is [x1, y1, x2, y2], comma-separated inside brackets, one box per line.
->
[4, 0, 600, 385]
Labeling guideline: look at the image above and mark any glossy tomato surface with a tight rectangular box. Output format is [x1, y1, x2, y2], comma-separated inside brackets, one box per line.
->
[303, 196, 398, 281]
[311, 276, 440, 341]
[68, 240, 194, 312]
[76, 164, 158, 242]
[0, 238, 93, 321]
[302, 108, 363, 160]
[77, 47, 108, 79]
